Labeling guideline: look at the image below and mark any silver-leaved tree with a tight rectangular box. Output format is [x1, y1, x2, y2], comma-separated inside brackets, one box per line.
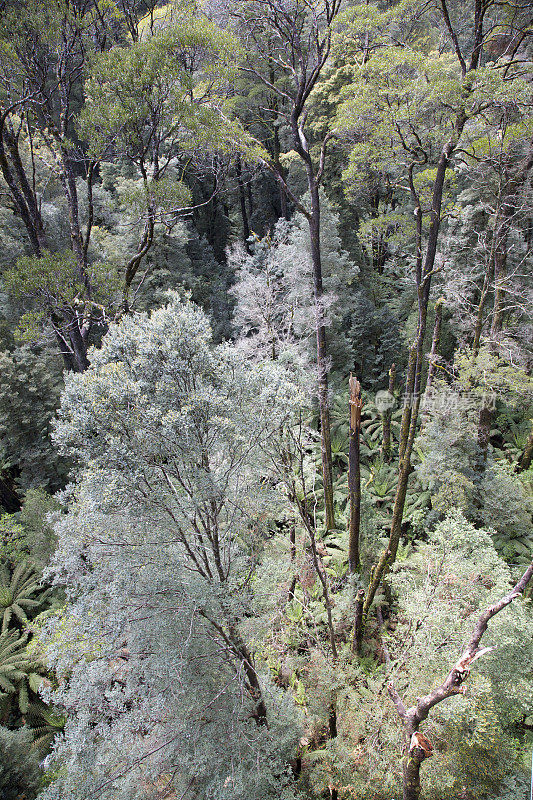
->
[38, 295, 304, 800]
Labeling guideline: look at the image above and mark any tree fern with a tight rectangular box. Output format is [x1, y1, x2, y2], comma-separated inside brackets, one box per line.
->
[0, 630, 33, 695]
[26, 701, 66, 754]
[0, 561, 51, 633]
[0, 629, 46, 715]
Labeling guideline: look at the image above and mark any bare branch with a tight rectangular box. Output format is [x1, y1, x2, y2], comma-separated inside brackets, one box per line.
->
[391, 558, 533, 734]
[388, 683, 407, 720]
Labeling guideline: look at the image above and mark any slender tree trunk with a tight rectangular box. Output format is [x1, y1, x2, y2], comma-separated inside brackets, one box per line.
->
[351, 588, 365, 655]
[477, 404, 493, 461]
[472, 259, 491, 355]
[0, 114, 93, 373]
[364, 132, 461, 619]
[201, 610, 269, 726]
[294, 492, 338, 658]
[382, 363, 396, 462]
[236, 155, 251, 250]
[229, 626, 268, 724]
[268, 61, 290, 222]
[490, 216, 510, 338]
[0, 129, 46, 255]
[272, 124, 289, 220]
[308, 189, 336, 531]
[3, 126, 47, 252]
[290, 523, 296, 561]
[476, 208, 511, 461]
[348, 375, 362, 572]
[425, 298, 444, 394]
[246, 181, 254, 225]
[60, 151, 89, 285]
[476, 141, 533, 458]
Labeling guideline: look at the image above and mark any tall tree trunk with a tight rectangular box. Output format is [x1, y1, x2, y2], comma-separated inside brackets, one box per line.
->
[66, 313, 90, 373]
[290, 523, 296, 561]
[308, 198, 335, 531]
[472, 258, 492, 355]
[477, 202, 513, 461]
[236, 156, 251, 251]
[351, 588, 365, 655]
[3, 125, 47, 252]
[60, 151, 89, 287]
[0, 127, 47, 256]
[348, 375, 362, 572]
[381, 363, 396, 462]
[425, 298, 444, 394]
[53, 328, 79, 373]
[364, 131, 462, 620]
[246, 180, 254, 227]
[273, 124, 289, 220]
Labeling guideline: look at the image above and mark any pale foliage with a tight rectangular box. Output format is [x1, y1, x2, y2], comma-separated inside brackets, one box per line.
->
[39, 295, 304, 800]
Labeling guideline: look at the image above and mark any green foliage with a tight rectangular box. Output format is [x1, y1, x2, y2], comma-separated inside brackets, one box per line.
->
[0, 561, 52, 633]
[0, 0, 530, 796]
[0, 489, 58, 571]
[455, 345, 533, 406]
[417, 348, 533, 561]
[25, 700, 66, 755]
[0, 725, 42, 800]
[3, 250, 118, 344]
[0, 628, 46, 716]
[80, 14, 242, 162]
[0, 347, 69, 493]
[480, 462, 533, 563]
[302, 512, 533, 800]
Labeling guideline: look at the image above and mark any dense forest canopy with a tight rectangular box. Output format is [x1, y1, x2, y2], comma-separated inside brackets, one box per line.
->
[0, 0, 532, 798]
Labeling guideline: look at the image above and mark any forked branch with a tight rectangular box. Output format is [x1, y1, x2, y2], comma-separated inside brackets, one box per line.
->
[388, 559, 533, 800]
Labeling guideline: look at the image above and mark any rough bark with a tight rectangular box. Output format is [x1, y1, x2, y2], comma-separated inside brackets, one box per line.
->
[402, 750, 424, 800]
